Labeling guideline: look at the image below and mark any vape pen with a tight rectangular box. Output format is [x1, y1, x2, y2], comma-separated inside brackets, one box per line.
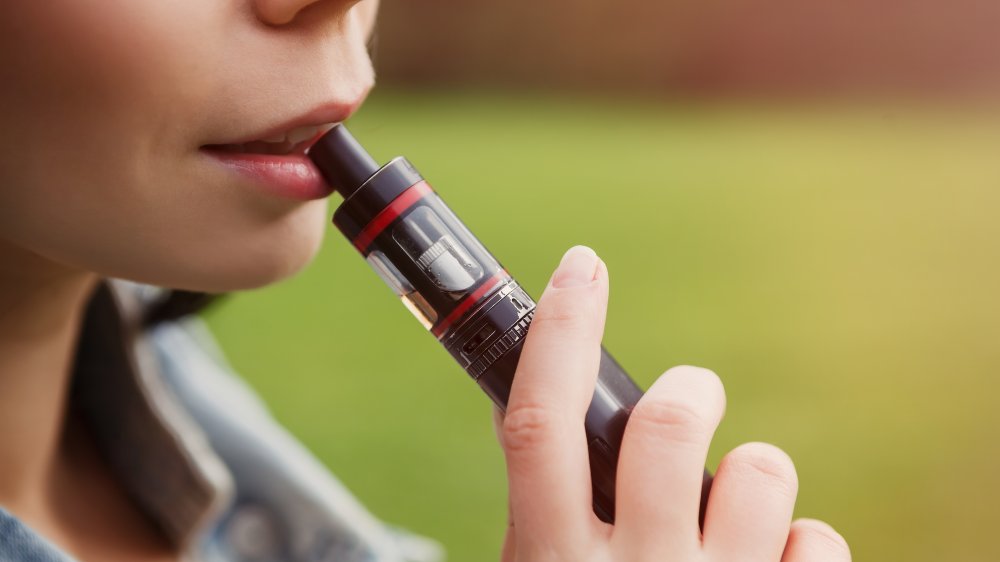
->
[309, 125, 710, 524]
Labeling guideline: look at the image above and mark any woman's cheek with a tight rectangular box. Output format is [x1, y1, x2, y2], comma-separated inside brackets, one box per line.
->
[0, 1, 333, 291]
[0, 0, 220, 224]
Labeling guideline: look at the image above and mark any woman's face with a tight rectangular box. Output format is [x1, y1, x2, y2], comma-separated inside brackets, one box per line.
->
[0, 0, 378, 292]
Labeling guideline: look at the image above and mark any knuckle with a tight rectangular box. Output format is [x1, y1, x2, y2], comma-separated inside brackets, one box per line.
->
[501, 403, 559, 454]
[793, 519, 851, 559]
[722, 442, 799, 499]
[532, 301, 595, 334]
[532, 288, 601, 335]
[531, 304, 583, 332]
[629, 397, 709, 447]
[491, 407, 506, 447]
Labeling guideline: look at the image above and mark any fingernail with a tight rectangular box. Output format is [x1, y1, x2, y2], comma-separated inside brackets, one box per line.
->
[551, 246, 600, 288]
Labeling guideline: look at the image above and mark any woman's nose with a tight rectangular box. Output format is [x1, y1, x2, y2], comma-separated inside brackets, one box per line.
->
[254, 0, 363, 26]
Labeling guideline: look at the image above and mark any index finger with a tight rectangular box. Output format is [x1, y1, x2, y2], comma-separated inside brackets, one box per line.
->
[501, 246, 610, 553]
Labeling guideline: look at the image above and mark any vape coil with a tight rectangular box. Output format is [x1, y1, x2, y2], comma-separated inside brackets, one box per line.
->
[395, 206, 484, 294]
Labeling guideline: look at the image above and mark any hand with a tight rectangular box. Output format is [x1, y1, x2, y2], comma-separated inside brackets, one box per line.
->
[492, 246, 850, 561]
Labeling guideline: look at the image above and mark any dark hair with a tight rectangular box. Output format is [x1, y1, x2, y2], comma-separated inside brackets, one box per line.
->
[142, 290, 223, 328]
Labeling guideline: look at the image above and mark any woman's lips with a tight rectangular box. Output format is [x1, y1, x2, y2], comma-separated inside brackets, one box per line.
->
[203, 150, 333, 201]
[208, 123, 335, 154]
[200, 98, 367, 201]
[202, 126, 335, 201]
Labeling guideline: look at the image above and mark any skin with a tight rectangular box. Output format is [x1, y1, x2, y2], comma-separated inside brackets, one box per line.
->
[496, 247, 851, 561]
[0, 1, 849, 561]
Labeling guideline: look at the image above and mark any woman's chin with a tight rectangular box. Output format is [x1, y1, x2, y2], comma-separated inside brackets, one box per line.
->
[192, 228, 328, 292]
[125, 204, 332, 294]
[197, 246, 322, 293]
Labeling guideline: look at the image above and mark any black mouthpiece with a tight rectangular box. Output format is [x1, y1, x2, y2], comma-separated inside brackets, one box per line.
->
[309, 124, 380, 197]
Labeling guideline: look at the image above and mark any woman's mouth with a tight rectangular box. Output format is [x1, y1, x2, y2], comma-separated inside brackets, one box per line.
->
[204, 123, 335, 157]
[201, 97, 367, 201]
[201, 122, 338, 201]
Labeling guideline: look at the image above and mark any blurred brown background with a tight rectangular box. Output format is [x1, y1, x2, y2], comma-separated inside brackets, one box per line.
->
[375, 0, 1000, 96]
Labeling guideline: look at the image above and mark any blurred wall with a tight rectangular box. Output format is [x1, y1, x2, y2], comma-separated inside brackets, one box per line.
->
[374, 0, 1000, 96]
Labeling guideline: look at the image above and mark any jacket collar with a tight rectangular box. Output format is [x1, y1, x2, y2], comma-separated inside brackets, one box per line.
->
[71, 280, 233, 553]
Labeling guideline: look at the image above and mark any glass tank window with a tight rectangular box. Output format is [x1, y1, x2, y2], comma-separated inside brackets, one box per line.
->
[366, 250, 437, 329]
[366, 250, 412, 297]
[394, 206, 485, 293]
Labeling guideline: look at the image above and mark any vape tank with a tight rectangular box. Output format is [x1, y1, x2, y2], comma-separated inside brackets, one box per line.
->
[309, 125, 708, 523]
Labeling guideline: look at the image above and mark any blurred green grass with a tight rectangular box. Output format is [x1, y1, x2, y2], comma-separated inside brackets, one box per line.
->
[204, 90, 1000, 561]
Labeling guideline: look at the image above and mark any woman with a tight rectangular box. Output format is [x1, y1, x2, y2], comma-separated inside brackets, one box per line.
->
[0, 1, 850, 561]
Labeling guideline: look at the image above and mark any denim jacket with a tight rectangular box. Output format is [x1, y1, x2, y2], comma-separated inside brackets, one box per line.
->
[0, 281, 444, 562]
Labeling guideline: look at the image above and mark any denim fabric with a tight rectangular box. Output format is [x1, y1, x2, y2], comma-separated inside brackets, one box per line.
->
[150, 318, 443, 562]
[0, 281, 443, 562]
[71, 284, 232, 548]
[0, 510, 72, 562]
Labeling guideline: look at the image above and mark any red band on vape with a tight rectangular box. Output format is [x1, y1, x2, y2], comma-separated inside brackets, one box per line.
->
[353, 181, 434, 253]
[432, 270, 509, 338]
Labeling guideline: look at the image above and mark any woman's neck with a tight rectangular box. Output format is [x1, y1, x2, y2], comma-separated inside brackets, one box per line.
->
[0, 239, 97, 511]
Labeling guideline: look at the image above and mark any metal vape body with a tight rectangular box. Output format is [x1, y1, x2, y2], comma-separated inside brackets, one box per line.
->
[309, 126, 706, 523]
